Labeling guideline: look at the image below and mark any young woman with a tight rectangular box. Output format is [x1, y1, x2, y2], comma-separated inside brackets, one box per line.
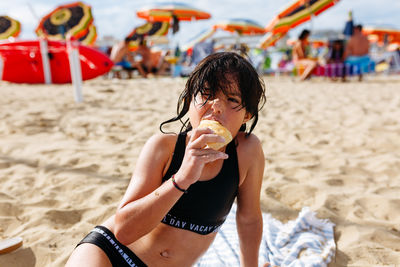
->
[66, 52, 266, 267]
[292, 29, 318, 81]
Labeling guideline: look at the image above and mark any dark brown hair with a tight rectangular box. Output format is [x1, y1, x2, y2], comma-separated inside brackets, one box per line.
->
[160, 52, 266, 135]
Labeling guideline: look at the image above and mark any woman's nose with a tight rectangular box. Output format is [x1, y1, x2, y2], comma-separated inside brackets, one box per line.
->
[210, 98, 223, 113]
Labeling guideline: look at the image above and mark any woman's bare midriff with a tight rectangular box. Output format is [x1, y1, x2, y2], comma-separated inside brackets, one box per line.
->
[103, 219, 217, 266]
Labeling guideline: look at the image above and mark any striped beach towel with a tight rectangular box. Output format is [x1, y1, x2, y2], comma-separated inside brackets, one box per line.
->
[195, 204, 335, 267]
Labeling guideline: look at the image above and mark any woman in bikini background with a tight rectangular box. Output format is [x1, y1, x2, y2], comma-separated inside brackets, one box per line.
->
[66, 51, 266, 267]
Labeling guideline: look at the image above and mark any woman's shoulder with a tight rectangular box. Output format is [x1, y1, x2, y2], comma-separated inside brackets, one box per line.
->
[146, 132, 178, 148]
[235, 132, 263, 155]
[142, 132, 179, 158]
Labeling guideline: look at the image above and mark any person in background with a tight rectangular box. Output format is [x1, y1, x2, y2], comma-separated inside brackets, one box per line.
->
[110, 37, 147, 78]
[326, 39, 346, 81]
[343, 24, 371, 81]
[292, 29, 318, 81]
[136, 38, 170, 77]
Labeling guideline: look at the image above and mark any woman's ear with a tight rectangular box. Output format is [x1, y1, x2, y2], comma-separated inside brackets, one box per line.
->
[243, 112, 252, 124]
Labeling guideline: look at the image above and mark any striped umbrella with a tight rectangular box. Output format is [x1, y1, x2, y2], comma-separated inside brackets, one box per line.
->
[35, 1, 93, 41]
[181, 27, 217, 51]
[259, 32, 287, 49]
[137, 3, 211, 22]
[79, 23, 97, 46]
[213, 19, 265, 35]
[182, 19, 264, 52]
[259, 0, 340, 48]
[0, 15, 21, 39]
[126, 21, 170, 51]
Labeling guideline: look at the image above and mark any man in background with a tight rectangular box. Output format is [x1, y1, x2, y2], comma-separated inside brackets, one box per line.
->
[343, 24, 371, 81]
[110, 37, 147, 78]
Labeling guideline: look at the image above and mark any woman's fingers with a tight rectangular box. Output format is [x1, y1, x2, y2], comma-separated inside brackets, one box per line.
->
[188, 128, 225, 149]
[190, 148, 228, 161]
[191, 134, 225, 149]
[188, 127, 212, 142]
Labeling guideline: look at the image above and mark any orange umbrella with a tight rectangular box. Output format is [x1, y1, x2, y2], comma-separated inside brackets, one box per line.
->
[259, 0, 340, 49]
[78, 24, 97, 46]
[259, 32, 287, 49]
[213, 19, 265, 35]
[363, 26, 400, 45]
[126, 21, 170, 51]
[137, 3, 211, 22]
[266, 0, 340, 33]
[182, 19, 264, 52]
[35, 1, 93, 41]
[0, 15, 21, 39]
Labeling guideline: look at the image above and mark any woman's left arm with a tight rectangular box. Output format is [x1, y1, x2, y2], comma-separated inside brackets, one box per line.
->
[236, 134, 265, 267]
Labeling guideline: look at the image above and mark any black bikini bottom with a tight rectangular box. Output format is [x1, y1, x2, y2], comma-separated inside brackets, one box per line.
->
[77, 225, 147, 267]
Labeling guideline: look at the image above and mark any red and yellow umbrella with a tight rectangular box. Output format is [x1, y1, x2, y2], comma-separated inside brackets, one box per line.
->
[0, 15, 21, 39]
[259, 32, 287, 49]
[35, 1, 93, 41]
[182, 19, 264, 52]
[137, 2, 211, 35]
[363, 26, 400, 45]
[259, 0, 339, 49]
[79, 23, 97, 46]
[213, 19, 265, 35]
[137, 2, 211, 22]
[181, 27, 217, 51]
[126, 21, 170, 51]
[266, 0, 340, 33]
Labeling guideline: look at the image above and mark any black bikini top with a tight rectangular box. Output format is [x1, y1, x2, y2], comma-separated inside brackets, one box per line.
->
[161, 132, 239, 235]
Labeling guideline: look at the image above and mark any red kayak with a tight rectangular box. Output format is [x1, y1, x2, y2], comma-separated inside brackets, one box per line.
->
[0, 40, 113, 84]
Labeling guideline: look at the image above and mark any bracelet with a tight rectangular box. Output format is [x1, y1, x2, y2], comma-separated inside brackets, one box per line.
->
[171, 175, 188, 194]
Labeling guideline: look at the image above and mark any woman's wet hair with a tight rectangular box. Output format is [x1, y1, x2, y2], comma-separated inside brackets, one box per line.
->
[299, 29, 310, 40]
[160, 52, 266, 136]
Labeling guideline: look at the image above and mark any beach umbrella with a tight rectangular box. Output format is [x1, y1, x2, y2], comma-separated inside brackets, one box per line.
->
[259, 0, 340, 49]
[213, 19, 265, 35]
[126, 21, 170, 51]
[137, 3, 211, 22]
[265, 0, 340, 33]
[362, 26, 400, 46]
[182, 19, 264, 52]
[181, 27, 217, 51]
[35, 1, 93, 41]
[137, 2, 211, 34]
[0, 15, 21, 39]
[79, 23, 97, 46]
[259, 32, 287, 49]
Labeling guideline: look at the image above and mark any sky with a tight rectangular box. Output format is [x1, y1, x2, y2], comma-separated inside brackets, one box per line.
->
[2, 0, 400, 46]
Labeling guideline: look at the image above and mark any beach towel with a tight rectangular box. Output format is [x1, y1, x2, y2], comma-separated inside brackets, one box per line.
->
[195, 204, 335, 267]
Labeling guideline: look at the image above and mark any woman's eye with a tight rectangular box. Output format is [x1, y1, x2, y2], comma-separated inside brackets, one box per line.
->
[228, 97, 240, 104]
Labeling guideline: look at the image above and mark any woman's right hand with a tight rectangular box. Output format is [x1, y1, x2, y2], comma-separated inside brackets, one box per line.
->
[173, 128, 228, 189]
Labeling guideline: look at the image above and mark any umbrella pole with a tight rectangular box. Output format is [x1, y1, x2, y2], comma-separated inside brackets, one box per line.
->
[39, 38, 52, 84]
[67, 37, 83, 103]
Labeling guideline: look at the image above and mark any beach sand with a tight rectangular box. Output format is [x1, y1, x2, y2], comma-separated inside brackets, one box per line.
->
[0, 76, 399, 266]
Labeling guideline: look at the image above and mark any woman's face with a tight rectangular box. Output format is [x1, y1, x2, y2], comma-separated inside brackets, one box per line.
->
[188, 82, 251, 138]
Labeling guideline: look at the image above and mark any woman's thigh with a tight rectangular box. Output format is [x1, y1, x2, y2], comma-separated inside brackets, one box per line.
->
[65, 243, 112, 267]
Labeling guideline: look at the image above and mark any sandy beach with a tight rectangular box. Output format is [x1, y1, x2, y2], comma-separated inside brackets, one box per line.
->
[0, 75, 399, 266]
